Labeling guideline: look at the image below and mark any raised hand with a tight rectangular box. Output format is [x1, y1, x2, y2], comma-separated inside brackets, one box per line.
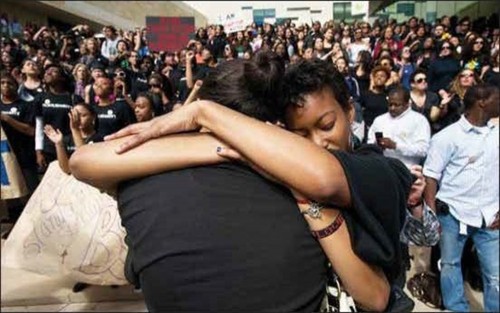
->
[44, 124, 63, 144]
[69, 108, 81, 130]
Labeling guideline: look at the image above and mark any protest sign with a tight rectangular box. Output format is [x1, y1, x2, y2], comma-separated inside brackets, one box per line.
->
[216, 12, 252, 34]
[1, 162, 128, 285]
[1, 126, 28, 200]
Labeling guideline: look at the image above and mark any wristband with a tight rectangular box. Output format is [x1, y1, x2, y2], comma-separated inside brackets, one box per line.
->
[311, 213, 344, 239]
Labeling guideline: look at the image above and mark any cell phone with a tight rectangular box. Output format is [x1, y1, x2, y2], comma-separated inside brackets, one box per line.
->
[375, 132, 384, 140]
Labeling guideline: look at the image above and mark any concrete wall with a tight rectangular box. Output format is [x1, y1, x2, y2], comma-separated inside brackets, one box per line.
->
[0, 0, 207, 34]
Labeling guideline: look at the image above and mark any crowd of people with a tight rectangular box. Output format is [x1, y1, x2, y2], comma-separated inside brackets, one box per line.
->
[1, 9, 499, 312]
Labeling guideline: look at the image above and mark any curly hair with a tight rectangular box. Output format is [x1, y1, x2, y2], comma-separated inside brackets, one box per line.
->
[283, 58, 350, 111]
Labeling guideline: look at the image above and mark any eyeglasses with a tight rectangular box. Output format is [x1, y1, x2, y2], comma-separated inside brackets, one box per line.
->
[415, 77, 427, 83]
[114, 72, 126, 78]
[460, 73, 474, 78]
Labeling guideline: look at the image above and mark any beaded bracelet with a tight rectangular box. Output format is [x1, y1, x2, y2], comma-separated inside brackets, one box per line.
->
[310, 213, 344, 239]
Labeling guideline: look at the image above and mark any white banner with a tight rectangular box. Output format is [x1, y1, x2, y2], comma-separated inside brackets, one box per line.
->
[1, 162, 128, 285]
[216, 12, 252, 34]
[351, 1, 369, 16]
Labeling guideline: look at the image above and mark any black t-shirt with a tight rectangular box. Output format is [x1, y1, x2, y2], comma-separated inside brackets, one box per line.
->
[331, 145, 412, 283]
[128, 70, 149, 100]
[18, 83, 44, 103]
[35, 92, 82, 156]
[410, 91, 440, 125]
[93, 101, 135, 137]
[118, 163, 327, 311]
[0, 99, 37, 169]
[360, 90, 389, 127]
[63, 132, 104, 156]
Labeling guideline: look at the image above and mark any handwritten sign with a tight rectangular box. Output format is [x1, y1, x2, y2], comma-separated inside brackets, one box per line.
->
[216, 12, 252, 34]
[1, 126, 28, 200]
[1, 162, 128, 285]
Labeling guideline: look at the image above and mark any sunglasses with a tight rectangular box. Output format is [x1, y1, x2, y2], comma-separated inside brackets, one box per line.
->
[114, 72, 126, 77]
[441, 46, 451, 50]
[415, 77, 427, 83]
[474, 40, 484, 45]
[460, 73, 474, 78]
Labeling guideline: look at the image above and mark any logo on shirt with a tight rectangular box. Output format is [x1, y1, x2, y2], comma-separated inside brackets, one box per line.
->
[3, 107, 20, 117]
[97, 109, 117, 119]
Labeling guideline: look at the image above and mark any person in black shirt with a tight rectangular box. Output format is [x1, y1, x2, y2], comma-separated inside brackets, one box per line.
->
[71, 54, 419, 312]
[18, 59, 44, 103]
[427, 40, 461, 94]
[72, 51, 330, 312]
[92, 77, 134, 137]
[43, 103, 103, 174]
[1, 73, 39, 222]
[35, 64, 83, 169]
[360, 65, 390, 141]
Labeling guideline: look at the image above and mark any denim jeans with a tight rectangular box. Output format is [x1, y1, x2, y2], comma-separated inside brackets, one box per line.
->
[438, 213, 499, 312]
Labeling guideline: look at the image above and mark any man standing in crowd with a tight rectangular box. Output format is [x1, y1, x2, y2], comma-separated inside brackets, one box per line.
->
[423, 84, 499, 312]
[367, 86, 431, 168]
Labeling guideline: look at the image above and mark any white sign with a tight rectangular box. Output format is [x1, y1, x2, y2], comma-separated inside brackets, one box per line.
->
[263, 17, 276, 25]
[351, 1, 369, 16]
[1, 162, 128, 286]
[216, 12, 252, 34]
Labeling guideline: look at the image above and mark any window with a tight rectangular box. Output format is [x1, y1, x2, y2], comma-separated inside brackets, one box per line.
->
[253, 9, 276, 26]
[333, 2, 363, 22]
[397, 3, 415, 16]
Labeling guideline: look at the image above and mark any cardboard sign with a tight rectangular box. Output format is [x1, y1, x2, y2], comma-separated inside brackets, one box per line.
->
[1, 162, 128, 285]
[146, 16, 195, 52]
[216, 12, 252, 34]
[1, 126, 28, 200]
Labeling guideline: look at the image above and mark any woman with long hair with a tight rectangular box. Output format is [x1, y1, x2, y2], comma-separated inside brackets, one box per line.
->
[78, 37, 106, 67]
[434, 68, 479, 133]
[373, 26, 403, 61]
[427, 40, 461, 93]
[461, 34, 491, 78]
[352, 50, 373, 95]
[72, 63, 90, 99]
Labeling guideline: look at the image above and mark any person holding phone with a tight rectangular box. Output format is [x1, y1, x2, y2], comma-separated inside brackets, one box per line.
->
[423, 84, 499, 312]
[367, 86, 431, 168]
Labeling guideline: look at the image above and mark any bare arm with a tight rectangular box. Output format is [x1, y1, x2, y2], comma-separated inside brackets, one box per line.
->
[0, 114, 35, 136]
[196, 101, 351, 206]
[185, 51, 195, 89]
[423, 176, 439, 212]
[303, 208, 390, 311]
[69, 132, 228, 190]
[44, 125, 70, 174]
[109, 101, 352, 206]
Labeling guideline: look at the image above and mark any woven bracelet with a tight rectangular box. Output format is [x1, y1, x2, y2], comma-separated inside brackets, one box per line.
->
[311, 213, 344, 239]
